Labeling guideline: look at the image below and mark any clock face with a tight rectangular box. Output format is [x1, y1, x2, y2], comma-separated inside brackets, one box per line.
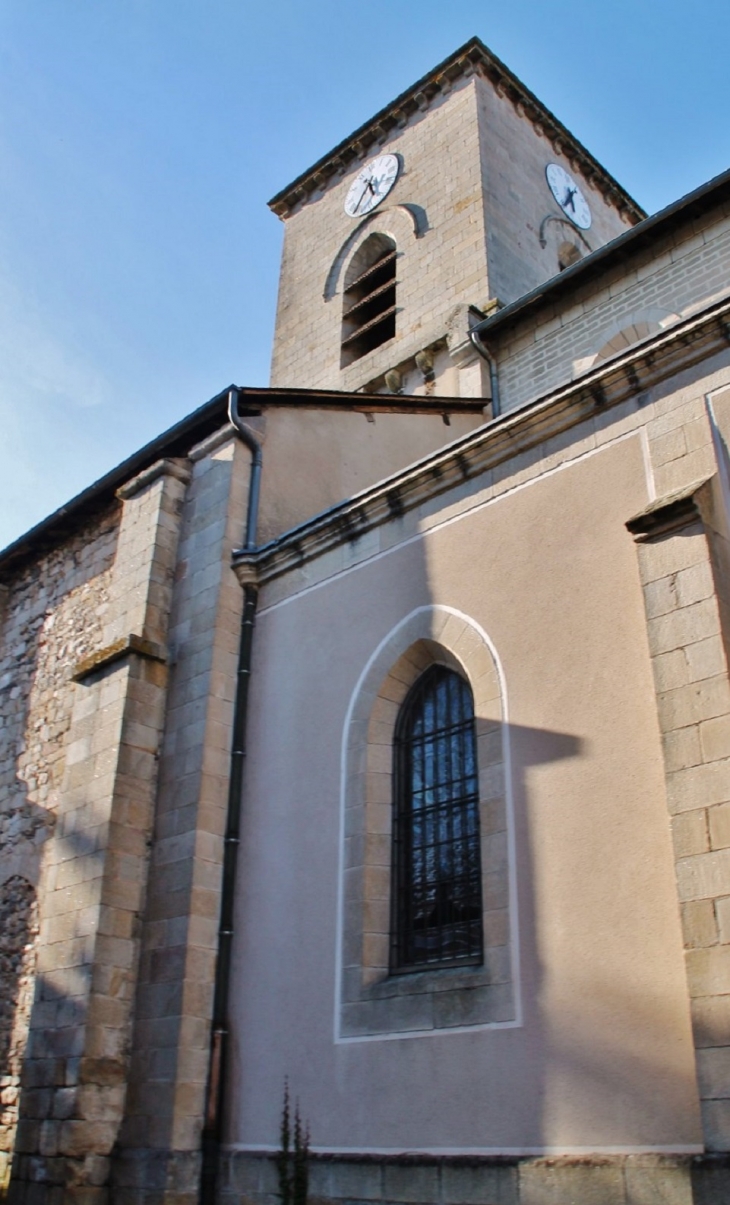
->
[546, 163, 592, 230]
[344, 154, 400, 218]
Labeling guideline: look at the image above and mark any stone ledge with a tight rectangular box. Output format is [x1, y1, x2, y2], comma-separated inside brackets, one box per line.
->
[626, 477, 714, 541]
[73, 634, 167, 683]
[115, 457, 191, 501]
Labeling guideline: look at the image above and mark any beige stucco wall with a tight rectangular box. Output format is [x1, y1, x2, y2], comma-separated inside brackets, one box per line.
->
[227, 427, 701, 1155]
[253, 406, 483, 545]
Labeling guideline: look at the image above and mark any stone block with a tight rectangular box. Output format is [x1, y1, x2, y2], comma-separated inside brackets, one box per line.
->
[682, 899, 717, 948]
[691, 1158, 730, 1205]
[686, 946, 730, 996]
[518, 1160, 626, 1205]
[624, 1161, 692, 1205]
[663, 726, 702, 774]
[638, 528, 708, 586]
[382, 1163, 439, 1203]
[700, 714, 730, 763]
[715, 896, 730, 943]
[677, 849, 730, 902]
[328, 1160, 383, 1201]
[697, 1046, 730, 1098]
[709, 803, 730, 850]
[441, 1162, 517, 1204]
[658, 676, 730, 732]
[653, 649, 691, 693]
[672, 811, 709, 858]
[702, 1097, 730, 1151]
[687, 636, 728, 684]
[667, 761, 730, 814]
[648, 599, 720, 659]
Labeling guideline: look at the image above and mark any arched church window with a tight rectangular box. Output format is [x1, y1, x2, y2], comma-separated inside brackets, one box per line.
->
[391, 665, 483, 972]
[341, 234, 396, 366]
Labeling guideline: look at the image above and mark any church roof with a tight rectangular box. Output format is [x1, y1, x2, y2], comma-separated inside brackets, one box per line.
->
[267, 36, 646, 224]
[0, 387, 483, 575]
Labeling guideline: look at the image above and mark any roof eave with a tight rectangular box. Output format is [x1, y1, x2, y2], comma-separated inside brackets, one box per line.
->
[267, 36, 645, 223]
[472, 165, 730, 342]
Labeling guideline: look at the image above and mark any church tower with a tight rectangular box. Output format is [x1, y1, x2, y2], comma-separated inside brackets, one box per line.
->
[268, 38, 644, 404]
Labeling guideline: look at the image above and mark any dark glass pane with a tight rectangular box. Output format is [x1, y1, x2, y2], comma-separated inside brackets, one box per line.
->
[392, 666, 483, 971]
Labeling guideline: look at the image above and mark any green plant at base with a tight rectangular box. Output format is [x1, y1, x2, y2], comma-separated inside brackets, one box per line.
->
[276, 1080, 310, 1205]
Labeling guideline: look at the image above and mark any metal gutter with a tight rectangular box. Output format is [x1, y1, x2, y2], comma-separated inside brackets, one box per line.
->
[200, 390, 262, 1205]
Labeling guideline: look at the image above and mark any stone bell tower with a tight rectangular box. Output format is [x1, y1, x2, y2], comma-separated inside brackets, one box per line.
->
[267, 37, 643, 403]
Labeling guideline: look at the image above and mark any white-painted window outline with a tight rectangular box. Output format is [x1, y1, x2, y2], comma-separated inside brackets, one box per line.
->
[335, 605, 521, 1043]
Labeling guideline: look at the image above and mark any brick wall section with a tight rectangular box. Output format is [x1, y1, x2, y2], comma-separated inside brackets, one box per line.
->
[0, 510, 118, 1189]
[115, 431, 249, 1204]
[497, 200, 730, 414]
[8, 460, 190, 1205]
[627, 474, 730, 1153]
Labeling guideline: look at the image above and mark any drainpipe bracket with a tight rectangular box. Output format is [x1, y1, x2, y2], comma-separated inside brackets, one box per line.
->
[232, 556, 260, 588]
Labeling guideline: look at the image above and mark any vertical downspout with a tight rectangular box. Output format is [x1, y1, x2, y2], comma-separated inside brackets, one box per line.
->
[469, 326, 501, 418]
[200, 389, 262, 1205]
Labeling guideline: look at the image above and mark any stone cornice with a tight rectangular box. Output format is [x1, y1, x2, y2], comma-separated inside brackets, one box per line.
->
[73, 633, 167, 683]
[233, 295, 730, 588]
[268, 38, 643, 223]
[626, 479, 714, 541]
[267, 37, 645, 224]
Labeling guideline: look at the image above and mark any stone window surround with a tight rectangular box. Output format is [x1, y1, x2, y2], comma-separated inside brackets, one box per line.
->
[337, 605, 519, 1040]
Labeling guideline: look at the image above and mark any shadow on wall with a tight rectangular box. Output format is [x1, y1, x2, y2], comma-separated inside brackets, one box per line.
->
[511, 708, 700, 1150]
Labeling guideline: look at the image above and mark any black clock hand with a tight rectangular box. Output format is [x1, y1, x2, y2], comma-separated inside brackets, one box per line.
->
[563, 186, 577, 212]
[355, 179, 371, 213]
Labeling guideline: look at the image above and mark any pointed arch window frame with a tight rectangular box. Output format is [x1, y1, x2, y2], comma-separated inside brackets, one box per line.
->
[391, 665, 484, 972]
[337, 607, 519, 1042]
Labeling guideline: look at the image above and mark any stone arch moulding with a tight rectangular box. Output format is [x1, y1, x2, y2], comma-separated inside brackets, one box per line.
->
[335, 604, 521, 1043]
[538, 212, 593, 254]
[324, 204, 425, 302]
[572, 306, 681, 377]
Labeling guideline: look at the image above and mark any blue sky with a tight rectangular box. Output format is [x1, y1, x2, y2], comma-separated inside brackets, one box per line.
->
[1, 1, 729, 548]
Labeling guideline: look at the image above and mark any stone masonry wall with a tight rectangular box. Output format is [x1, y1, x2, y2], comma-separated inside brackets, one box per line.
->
[7, 460, 191, 1205]
[0, 508, 119, 1189]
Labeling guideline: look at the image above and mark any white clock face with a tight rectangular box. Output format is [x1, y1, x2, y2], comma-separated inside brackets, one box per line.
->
[546, 163, 592, 230]
[344, 154, 400, 218]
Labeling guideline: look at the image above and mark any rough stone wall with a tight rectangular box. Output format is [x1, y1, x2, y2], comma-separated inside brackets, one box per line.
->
[0, 879, 38, 1189]
[0, 507, 119, 1187]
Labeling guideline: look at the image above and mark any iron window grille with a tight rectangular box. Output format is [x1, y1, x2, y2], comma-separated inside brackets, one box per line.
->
[391, 666, 484, 972]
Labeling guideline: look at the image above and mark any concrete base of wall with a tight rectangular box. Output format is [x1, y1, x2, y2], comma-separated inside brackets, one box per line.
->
[8, 1148, 730, 1204]
[218, 1150, 730, 1205]
[111, 1149, 202, 1205]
